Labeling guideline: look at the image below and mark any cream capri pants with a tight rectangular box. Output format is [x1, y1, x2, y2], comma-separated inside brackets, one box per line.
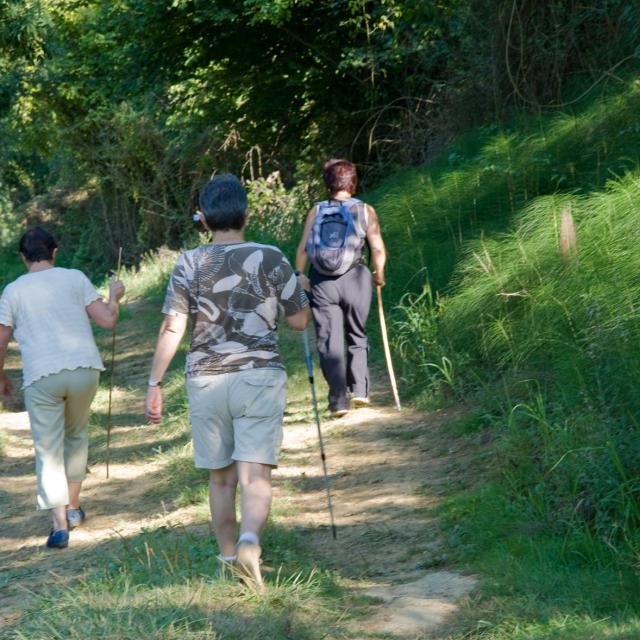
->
[186, 368, 287, 469]
[24, 368, 100, 510]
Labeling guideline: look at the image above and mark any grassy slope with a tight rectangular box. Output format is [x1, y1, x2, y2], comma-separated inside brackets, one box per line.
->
[369, 79, 640, 297]
[360, 80, 640, 638]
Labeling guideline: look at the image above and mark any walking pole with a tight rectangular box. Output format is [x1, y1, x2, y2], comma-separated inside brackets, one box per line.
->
[302, 327, 338, 539]
[106, 247, 123, 479]
[376, 285, 401, 411]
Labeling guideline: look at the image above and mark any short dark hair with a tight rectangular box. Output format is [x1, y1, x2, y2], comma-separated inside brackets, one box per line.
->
[323, 159, 358, 194]
[19, 227, 58, 262]
[199, 174, 248, 231]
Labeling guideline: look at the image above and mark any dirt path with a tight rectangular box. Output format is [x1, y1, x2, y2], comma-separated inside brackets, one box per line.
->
[276, 402, 477, 637]
[0, 410, 187, 625]
[0, 323, 476, 638]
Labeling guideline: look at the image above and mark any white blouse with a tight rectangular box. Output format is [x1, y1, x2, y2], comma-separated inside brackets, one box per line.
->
[0, 267, 105, 388]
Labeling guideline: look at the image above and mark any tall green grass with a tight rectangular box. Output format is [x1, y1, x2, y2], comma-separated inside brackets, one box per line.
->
[437, 176, 640, 555]
[377, 78, 640, 563]
[370, 78, 640, 297]
[435, 479, 640, 640]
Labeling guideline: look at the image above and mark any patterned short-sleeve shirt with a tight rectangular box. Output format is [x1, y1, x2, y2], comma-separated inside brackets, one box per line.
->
[162, 242, 308, 376]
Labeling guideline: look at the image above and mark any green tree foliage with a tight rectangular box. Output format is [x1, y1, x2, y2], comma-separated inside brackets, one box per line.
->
[0, 0, 637, 272]
[0, 0, 50, 189]
[0, 0, 49, 60]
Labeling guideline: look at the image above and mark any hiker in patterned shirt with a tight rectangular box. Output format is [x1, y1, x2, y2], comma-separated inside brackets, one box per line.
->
[145, 174, 309, 588]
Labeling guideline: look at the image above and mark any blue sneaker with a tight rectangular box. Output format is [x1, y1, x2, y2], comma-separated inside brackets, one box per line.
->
[66, 506, 85, 529]
[46, 529, 69, 549]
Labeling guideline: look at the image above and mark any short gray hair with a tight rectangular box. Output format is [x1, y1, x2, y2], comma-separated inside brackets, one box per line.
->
[199, 174, 248, 231]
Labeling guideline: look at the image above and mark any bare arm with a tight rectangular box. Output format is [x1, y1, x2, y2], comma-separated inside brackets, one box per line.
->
[365, 205, 387, 287]
[86, 278, 125, 329]
[286, 307, 310, 331]
[295, 206, 318, 274]
[0, 324, 13, 401]
[145, 314, 188, 423]
[294, 206, 318, 292]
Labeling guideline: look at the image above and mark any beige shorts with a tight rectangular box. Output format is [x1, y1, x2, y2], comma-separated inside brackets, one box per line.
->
[186, 368, 287, 469]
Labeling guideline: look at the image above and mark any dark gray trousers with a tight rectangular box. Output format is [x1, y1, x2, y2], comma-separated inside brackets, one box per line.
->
[310, 264, 373, 411]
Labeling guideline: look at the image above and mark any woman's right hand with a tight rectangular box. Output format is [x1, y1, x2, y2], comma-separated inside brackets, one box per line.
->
[0, 372, 13, 403]
[145, 386, 163, 423]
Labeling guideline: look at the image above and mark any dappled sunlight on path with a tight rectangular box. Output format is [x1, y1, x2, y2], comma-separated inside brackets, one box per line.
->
[1, 397, 477, 638]
[0, 409, 207, 625]
[276, 402, 477, 637]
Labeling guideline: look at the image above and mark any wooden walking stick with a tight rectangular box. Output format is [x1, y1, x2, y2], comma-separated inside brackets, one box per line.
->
[376, 285, 401, 411]
[106, 247, 123, 479]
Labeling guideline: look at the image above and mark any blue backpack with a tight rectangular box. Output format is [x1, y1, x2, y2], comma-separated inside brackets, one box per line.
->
[305, 197, 366, 276]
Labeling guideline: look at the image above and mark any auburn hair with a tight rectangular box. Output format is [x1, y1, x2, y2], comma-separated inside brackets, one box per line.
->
[323, 159, 358, 194]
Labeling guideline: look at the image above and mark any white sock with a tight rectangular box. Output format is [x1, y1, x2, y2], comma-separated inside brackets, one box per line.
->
[237, 531, 260, 546]
[217, 554, 237, 562]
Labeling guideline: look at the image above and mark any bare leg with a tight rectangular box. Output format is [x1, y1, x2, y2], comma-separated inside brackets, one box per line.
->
[235, 462, 272, 588]
[209, 464, 238, 558]
[237, 461, 272, 535]
[68, 481, 82, 509]
[51, 506, 67, 531]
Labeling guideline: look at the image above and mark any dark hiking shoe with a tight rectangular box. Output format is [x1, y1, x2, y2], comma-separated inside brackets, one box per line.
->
[66, 506, 85, 529]
[46, 529, 69, 549]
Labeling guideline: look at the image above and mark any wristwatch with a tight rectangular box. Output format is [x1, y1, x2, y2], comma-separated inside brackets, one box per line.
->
[148, 377, 162, 387]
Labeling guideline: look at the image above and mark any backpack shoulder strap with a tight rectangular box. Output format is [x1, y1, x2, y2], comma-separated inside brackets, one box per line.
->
[343, 197, 368, 236]
[361, 201, 370, 229]
[314, 200, 329, 217]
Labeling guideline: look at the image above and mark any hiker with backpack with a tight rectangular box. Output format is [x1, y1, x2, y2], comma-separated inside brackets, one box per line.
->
[0, 227, 125, 549]
[145, 174, 309, 588]
[295, 159, 386, 417]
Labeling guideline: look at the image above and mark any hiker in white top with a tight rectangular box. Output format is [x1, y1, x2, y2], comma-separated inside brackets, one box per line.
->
[0, 227, 125, 549]
[295, 159, 386, 416]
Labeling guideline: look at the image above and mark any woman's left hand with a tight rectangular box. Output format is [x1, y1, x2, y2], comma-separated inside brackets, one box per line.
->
[372, 271, 385, 287]
[109, 278, 126, 303]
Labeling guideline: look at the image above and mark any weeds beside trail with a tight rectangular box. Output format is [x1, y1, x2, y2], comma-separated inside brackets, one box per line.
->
[365, 77, 640, 637]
